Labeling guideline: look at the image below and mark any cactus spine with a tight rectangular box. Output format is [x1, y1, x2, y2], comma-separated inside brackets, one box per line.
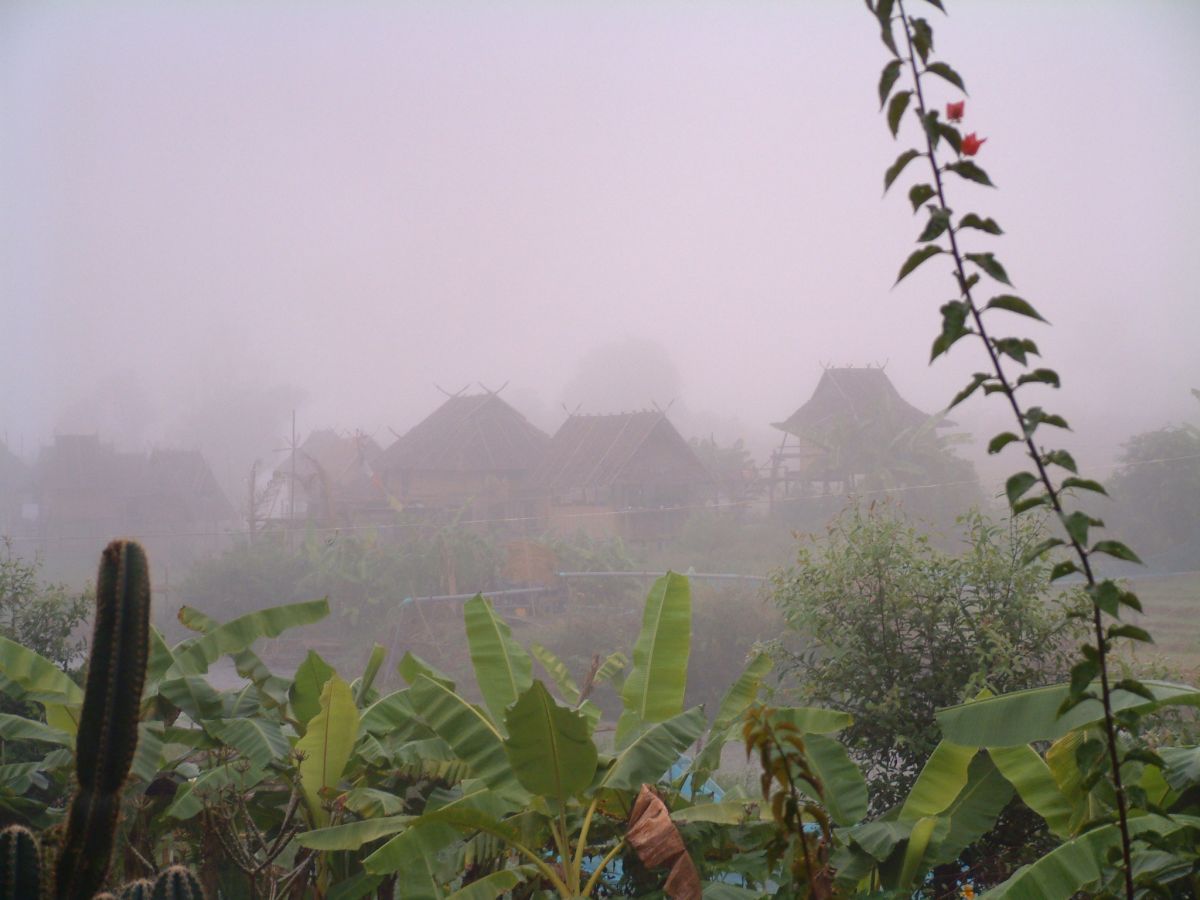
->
[55, 540, 152, 900]
[0, 825, 42, 900]
[149, 867, 205, 900]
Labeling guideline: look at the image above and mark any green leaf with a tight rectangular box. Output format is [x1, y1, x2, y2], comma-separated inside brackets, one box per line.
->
[937, 680, 1200, 747]
[771, 706, 854, 734]
[444, 868, 536, 900]
[901, 739, 976, 821]
[985, 815, 1199, 899]
[1022, 537, 1064, 564]
[917, 207, 952, 242]
[1049, 561, 1078, 582]
[1016, 368, 1061, 389]
[296, 675, 361, 825]
[987, 432, 1021, 455]
[1090, 540, 1141, 564]
[0, 713, 73, 747]
[172, 599, 329, 676]
[894, 245, 944, 285]
[529, 644, 582, 706]
[988, 745, 1074, 838]
[884, 149, 921, 192]
[290, 650, 334, 730]
[984, 294, 1047, 322]
[618, 572, 692, 745]
[1062, 511, 1093, 547]
[908, 183, 936, 212]
[878, 59, 903, 110]
[1041, 448, 1077, 471]
[910, 18, 933, 63]
[944, 160, 994, 187]
[1108, 624, 1152, 643]
[897, 816, 939, 889]
[355, 644, 387, 705]
[411, 675, 521, 796]
[958, 212, 1002, 234]
[1004, 472, 1039, 507]
[924, 61, 965, 92]
[502, 681, 597, 804]
[964, 252, 1011, 285]
[690, 654, 773, 780]
[204, 717, 290, 769]
[397, 651, 454, 689]
[805, 732, 868, 826]
[948, 373, 990, 410]
[1060, 477, 1106, 496]
[927, 753, 1013, 868]
[0, 637, 84, 707]
[465, 595, 534, 725]
[297, 815, 415, 851]
[601, 706, 707, 792]
[887, 90, 912, 137]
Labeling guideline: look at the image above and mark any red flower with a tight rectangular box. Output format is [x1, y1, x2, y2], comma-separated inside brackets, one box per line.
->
[961, 132, 987, 156]
[946, 100, 965, 122]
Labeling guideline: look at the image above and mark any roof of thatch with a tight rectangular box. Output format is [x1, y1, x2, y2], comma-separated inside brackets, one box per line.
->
[536, 411, 708, 492]
[379, 393, 549, 474]
[141, 449, 237, 522]
[772, 367, 940, 437]
[288, 429, 384, 504]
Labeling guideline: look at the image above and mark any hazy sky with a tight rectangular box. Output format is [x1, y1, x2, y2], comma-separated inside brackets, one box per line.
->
[2, 1, 1198, 488]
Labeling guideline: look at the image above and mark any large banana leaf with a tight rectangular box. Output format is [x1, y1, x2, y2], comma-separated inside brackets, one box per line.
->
[289, 650, 335, 730]
[900, 739, 976, 821]
[298, 814, 415, 851]
[502, 681, 597, 804]
[464, 595, 533, 725]
[355, 643, 387, 705]
[171, 598, 330, 675]
[988, 744, 1073, 838]
[296, 675, 360, 825]
[411, 675, 523, 797]
[0, 712, 73, 747]
[0, 636, 83, 706]
[804, 733, 868, 826]
[617, 572, 691, 745]
[982, 814, 1200, 899]
[361, 689, 437, 743]
[926, 753, 1013, 867]
[529, 643, 581, 706]
[174, 606, 289, 706]
[444, 867, 535, 900]
[937, 680, 1200, 747]
[600, 706, 706, 792]
[690, 654, 773, 780]
[158, 675, 224, 721]
[204, 716, 291, 768]
[398, 651, 455, 689]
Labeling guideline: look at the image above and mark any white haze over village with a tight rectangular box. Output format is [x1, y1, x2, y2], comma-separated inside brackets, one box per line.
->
[2, 0, 1198, 502]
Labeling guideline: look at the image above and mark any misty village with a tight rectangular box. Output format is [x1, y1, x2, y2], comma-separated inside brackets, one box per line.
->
[1, 3, 1197, 899]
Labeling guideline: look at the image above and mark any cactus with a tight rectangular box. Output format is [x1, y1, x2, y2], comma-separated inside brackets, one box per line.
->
[0, 825, 42, 900]
[55, 540, 152, 900]
[149, 867, 205, 900]
[117, 880, 155, 900]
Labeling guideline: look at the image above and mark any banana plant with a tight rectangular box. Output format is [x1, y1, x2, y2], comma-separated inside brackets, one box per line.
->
[297, 573, 812, 898]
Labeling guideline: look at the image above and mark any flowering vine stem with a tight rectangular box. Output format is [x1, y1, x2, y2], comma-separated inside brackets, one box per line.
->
[870, 0, 1158, 895]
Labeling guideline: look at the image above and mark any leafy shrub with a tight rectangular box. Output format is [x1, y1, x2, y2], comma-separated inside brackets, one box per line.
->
[768, 502, 1086, 810]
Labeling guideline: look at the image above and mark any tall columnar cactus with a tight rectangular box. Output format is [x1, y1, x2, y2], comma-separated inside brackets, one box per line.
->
[0, 825, 42, 900]
[55, 540, 152, 900]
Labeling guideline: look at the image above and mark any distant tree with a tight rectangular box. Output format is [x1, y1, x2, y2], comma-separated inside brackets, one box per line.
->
[688, 436, 763, 505]
[1107, 418, 1200, 567]
[0, 540, 90, 676]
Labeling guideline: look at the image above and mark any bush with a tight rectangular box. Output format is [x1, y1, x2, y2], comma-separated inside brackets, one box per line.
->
[767, 502, 1086, 810]
[0, 540, 90, 676]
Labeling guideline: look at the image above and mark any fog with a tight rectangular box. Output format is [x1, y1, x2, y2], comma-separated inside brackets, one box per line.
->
[2, 0, 1198, 493]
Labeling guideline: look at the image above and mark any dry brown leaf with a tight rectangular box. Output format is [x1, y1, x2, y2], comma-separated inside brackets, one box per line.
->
[626, 784, 702, 900]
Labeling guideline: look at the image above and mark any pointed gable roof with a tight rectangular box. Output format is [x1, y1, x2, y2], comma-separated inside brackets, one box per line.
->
[379, 393, 549, 474]
[537, 411, 708, 492]
[772, 367, 940, 437]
